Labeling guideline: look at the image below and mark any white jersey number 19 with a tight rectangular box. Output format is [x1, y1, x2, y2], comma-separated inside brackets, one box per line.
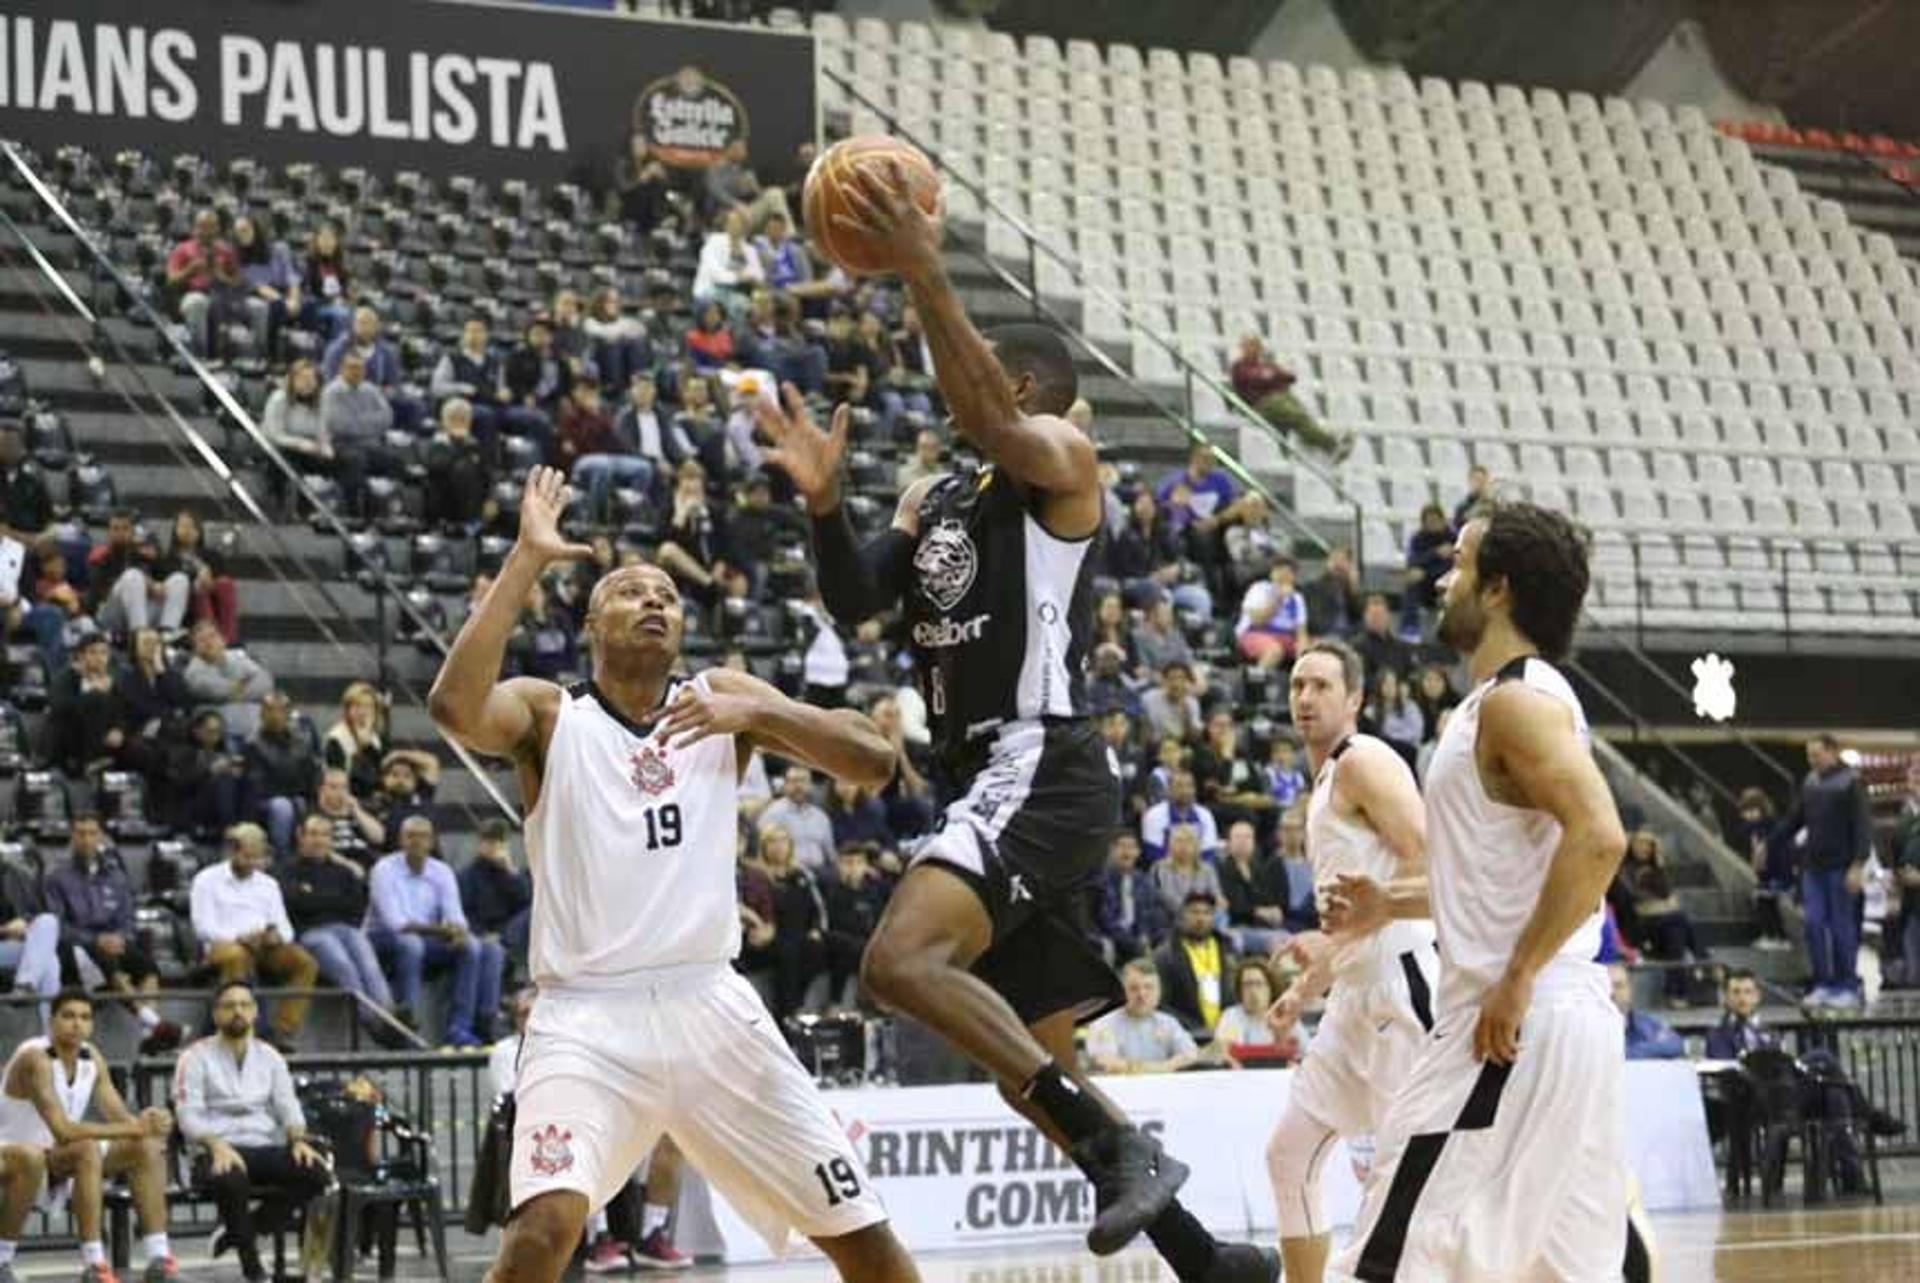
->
[641, 803, 683, 853]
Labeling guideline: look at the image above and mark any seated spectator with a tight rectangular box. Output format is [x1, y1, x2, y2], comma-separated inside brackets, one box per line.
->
[671, 373, 726, 475]
[458, 819, 532, 972]
[1403, 504, 1455, 627]
[189, 825, 317, 1049]
[505, 579, 579, 682]
[752, 211, 813, 293]
[1102, 710, 1150, 820]
[10, 546, 77, 674]
[295, 222, 353, 340]
[1616, 828, 1710, 1006]
[1411, 664, 1459, 738]
[0, 990, 176, 1283]
[278, 815, 395, 1038]
[615, 143, 672, 235]
[889, 303, 936, 399]
[582, 287, 654, 392]
[549, 289, 597, 384]
[231, 214, 298, 361]
[1132, 596, 1193, 681]
[1264, 737, 1308, 809]
[1351, 593, 1413, 683]
[0, 859, 62, 1014]
[1154, 890, 1238, 1034]
[684, 300, 736, 371]
[607, 373, 691, 504]
[895, 427, 943, 491]
[424, 398, 494, 529]
[1192, 710, 1275, 840]
[1107, 490, 1212, 620]
[1092, 591, 1133, 657]
[183, 620, 274, 709]
[45, 816, 179, 1051]
[857, 311, 933, 438]
[369, 752, 440, 836]
[825, 780, 894, 860]
[1227, 333, 1348, 458]
[168, 510, 240, 645]
[173, 982, 332, 1283]
[758, 767, 837, 875]
[1703, 967, 1771, 1060]
[259, 359, 332, 470]
[323, 681, 387, 797]
[45, 632, 143, 778]
[88, 510, 191, 637]
[554, 383, 620, 479]
[161, 709, 245, 838]
[1451, 463, 1494, 531]
[753, 825, 827, 1022]
[366, 817, 505, 1046]
[321, 305, 423, 432]
[503, 316, 571, 454]
[1607, 962, 1683, 1060]
[867, 693, 934, 840]
[704, 145, 792, 229]
[1363, 669, 1426, 768]
[311, 767, 384, 869]
[319, 351, 396, 518]
[1139, 660, 1203, 748]
[822, 844, 891, 1007]
[692, 209, 765, 317]
[1153, 828, 1227, 922]
[1302, 544, 1363, 638]
[1096, 833, 1169, 966]
[1236, 557, 1308, 669]
[165, 208, 245, 357]
[1085, 644, 1137, 718]
[1275, 804, 1320, 931]
[1155, 443, 1239, 541]
[1211, 958, 1300, 1066]
[1218, 820, 1289, 958]
[1086, 959, 1199, 1075]
[430, 317, 511, 451]
[1142, 771, 1223, 865]
[243, 692, 318, 856]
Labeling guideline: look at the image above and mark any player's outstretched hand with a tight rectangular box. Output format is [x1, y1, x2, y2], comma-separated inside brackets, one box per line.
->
[516, 466, 596, 566]
[1266, 979, 1312, 1036]
[657, 681, 763, 751]
[1473, 970, 1532, 1065]
[1323, 873, 1390, 938]
[832, 155, 945, 280]
[756, 384, 851, 515]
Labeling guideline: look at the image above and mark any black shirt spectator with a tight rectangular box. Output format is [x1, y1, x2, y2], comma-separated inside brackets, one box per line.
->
[1773, 738, 1874, 873]
[46, 634, 140, 776]
[277, 847, 368, 934]
[0, 423, 51, 540]
[504, 319, 572, 416]
[821, 845, 891, 999]
[1404, 504, 1455, 613]
[1302, 546, 1363, 638]
[1351, 596, 1413, 682]
[459, 848, 532, 943]
[243, 693, 321, 807]
[424, 400, 493, 527]
[122, 628, 191, 732]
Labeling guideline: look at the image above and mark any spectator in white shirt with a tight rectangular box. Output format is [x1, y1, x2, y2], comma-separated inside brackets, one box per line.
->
[1084, 959, 1199, 1075]
[692, 208, 765, 317]
[190, 824, 317, 1047]
[173, 982, 330, 1283]
[756, 767, 837, 874]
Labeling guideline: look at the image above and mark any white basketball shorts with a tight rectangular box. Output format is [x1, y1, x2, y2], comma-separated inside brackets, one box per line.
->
[509, 964, 886, 1254]
[1333, 966, 1627, 1282]
[1289, 944, 1438, 1140]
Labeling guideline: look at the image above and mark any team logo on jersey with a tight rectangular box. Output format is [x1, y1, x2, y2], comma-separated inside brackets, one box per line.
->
[528, 1125, 574, 1175]
[630, 744, 675, 795]
[914, 520, 978, 612]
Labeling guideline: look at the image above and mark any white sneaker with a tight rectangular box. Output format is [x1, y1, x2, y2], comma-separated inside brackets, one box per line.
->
[1754, 935, 1793, 952]
[1826, 988, 1863, 1011]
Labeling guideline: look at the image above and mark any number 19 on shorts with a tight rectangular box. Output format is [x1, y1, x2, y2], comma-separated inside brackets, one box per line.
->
[814, 1157, 862, 1207]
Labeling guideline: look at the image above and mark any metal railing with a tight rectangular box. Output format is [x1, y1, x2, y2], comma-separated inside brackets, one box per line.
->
[0, 141, 519, 826]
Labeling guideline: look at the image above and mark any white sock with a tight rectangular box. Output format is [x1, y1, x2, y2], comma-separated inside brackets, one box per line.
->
[0, 1241, 18, 1267]
[642, 1203, 670, 1237]
[143, 1233, 171, 1264]
[587, 1211, 607, 1238]
[81, 1240, 107, 1267]
[138, 1006, 161, 1031]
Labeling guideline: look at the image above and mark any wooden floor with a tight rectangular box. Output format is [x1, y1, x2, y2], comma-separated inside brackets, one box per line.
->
[13, 1205, 1920, 1280]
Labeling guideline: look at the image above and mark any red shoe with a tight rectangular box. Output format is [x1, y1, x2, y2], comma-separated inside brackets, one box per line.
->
[582, 1237, 631, 1275]
[633, 1229, 691, 1272]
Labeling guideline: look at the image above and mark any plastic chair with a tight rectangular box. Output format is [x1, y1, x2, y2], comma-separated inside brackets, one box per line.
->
[1740, 1048, 1824, 1206]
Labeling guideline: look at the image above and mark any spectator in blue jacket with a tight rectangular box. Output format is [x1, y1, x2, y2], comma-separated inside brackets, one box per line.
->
[321, 306, 424, 432]
[1609, 963, 1683, 1060]
[1096, 833, 1170, 965]
[44, 814, 179, 1050]
[366, 816, 504, 1046]
[1774, 735, 1874, 1008]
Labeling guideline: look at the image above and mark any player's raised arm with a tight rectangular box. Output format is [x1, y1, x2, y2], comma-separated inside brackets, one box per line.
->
[757, 387, 934, 627]
[1472, 681, 1628, 1062]
[426, 467, 592, 757]
[657, 666, 895, 790]
[834, 160, 1099, 504]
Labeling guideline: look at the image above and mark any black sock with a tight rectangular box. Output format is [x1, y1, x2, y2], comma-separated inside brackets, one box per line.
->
[1019, 1061, 1114, 1147]
[1146, 1199, 1219, 1280]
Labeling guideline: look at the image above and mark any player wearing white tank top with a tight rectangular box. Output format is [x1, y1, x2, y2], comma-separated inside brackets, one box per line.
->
[1332, 504, 1645, 1283]
[428, 468, 919, 1283]
[0, 992, 176, 1283]
[1259, 641, 1430, 1283]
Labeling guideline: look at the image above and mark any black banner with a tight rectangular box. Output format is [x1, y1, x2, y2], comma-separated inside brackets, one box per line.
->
[0, 0, 817, 187]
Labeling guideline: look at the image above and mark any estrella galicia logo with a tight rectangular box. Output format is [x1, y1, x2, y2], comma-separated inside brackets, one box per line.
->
[633, 66, 748, 169]
[914, 520, 978, 613]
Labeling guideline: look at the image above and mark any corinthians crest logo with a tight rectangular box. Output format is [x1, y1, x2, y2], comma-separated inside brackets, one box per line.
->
[630, 743, 675, 795]
[914, 520, 977, 613]
[528, 1125, 574, 1175]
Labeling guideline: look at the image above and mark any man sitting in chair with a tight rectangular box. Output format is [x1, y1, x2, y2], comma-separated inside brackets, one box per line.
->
[0, 990, 177, 1283]
[174, 982, 331, 1283]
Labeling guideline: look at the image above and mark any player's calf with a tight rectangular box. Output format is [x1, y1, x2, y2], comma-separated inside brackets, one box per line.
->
[487, 1191, 590, 1283]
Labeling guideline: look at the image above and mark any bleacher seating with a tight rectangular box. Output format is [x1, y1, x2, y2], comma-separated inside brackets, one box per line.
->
[812, 13, 1920, 635]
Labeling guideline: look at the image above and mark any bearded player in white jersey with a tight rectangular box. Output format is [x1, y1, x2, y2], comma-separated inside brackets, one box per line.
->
[1260, 638, 1431, 1283]
[430, 468, 919, 1283]
[1329, 502, 1633, 1282]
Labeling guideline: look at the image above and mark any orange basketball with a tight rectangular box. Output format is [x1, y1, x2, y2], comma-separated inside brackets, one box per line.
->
[803, 135, 943, 277]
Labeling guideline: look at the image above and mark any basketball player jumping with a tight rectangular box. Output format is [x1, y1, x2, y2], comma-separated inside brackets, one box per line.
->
[1259, 639, 1432, 1283]
[430, 468, 919, 1283]
[758, 157, 1276, 1281]
[1329, 503, 1631, 1281]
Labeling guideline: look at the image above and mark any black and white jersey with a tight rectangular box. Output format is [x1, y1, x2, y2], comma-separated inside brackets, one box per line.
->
[904, 466, 1102, 779]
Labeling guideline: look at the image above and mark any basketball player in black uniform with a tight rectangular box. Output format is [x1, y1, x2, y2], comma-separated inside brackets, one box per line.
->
[758, 158, 1277, 1281]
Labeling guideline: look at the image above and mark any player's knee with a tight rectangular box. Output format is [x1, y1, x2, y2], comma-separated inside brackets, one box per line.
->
[856, 934, 919, 1009]
[1267, 1117, 1330, 1239]
[62, 1137, 103, 1172]
[2, 1144, 46, 1185]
